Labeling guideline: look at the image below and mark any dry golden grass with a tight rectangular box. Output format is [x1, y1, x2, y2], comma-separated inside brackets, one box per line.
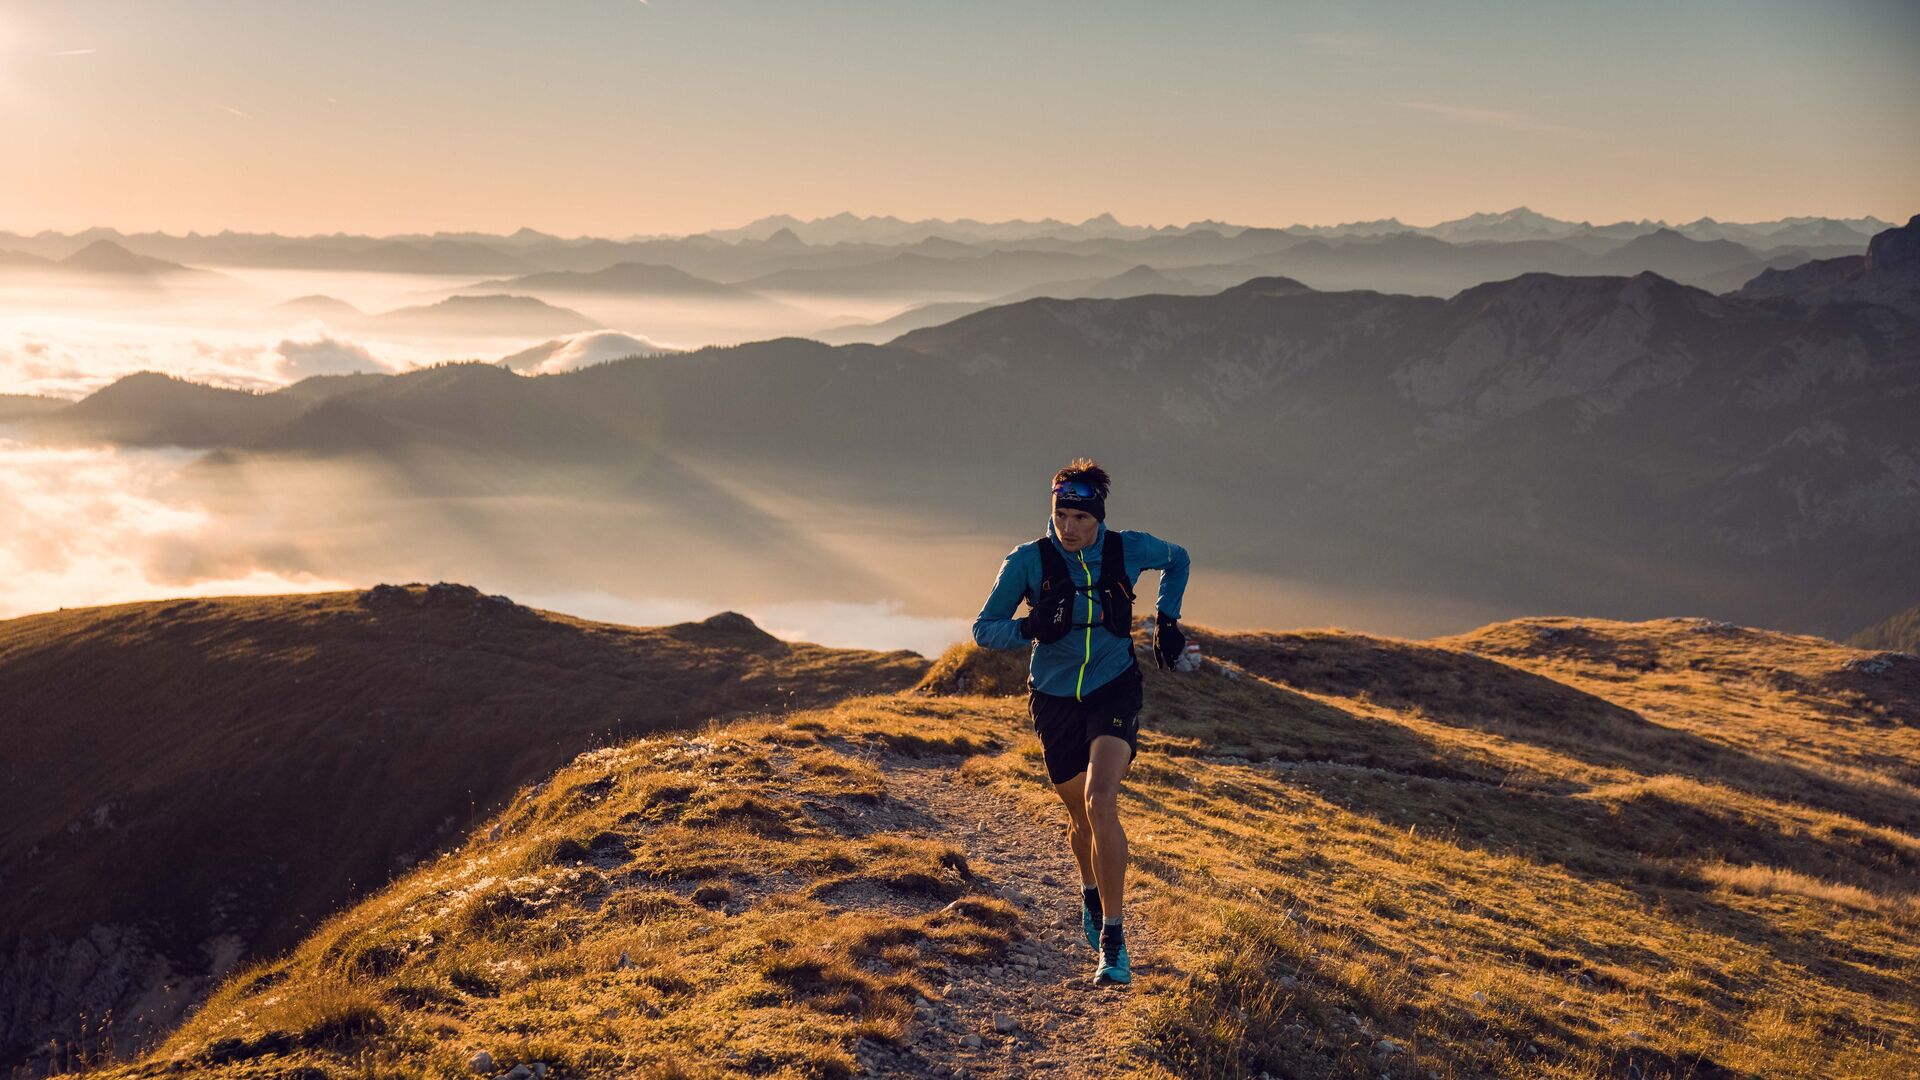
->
[61, 617, 1920, 1078]
[914, 642, 1028, 697]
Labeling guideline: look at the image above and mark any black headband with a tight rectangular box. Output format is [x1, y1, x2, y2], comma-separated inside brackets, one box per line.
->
[1051, 480, 1106, 522]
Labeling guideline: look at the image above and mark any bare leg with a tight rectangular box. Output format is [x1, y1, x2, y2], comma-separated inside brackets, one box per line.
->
[1051, 771, 1096, 886]
[1085, 735, 1134, 919]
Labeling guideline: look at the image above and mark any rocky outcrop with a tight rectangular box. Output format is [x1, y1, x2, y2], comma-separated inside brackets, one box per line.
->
[1, 925, 246, 1073]
[1866, 214, 1920, 275]
[1729, 214, 1920, 319]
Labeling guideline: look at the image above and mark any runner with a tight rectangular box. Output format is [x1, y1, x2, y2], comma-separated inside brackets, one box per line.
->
[970, 458, 1192, 985]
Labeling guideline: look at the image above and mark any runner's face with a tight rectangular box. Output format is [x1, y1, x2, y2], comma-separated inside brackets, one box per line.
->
[1053, 507, 1098, 551]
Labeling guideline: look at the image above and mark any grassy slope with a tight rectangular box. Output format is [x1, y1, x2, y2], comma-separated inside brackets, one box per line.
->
[69, 618, 1920, 1079]
[1851, 604, 1920, 655]
[0, 586, 926, 961]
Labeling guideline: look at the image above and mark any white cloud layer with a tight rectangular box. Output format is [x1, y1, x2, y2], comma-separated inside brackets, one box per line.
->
[0, 314, 413, 399]
[0, 438, 354, 619]
[272, 324, 397, 379]
[520, 330, 675, 375]
[512, 590, 970, 659]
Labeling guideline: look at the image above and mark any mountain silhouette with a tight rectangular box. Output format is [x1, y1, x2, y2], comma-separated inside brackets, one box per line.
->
[371, 294, 602, 335]
[465, 261, 768, 301]
[31, 372, 311, 446]
[0, 394, 67, 422]
[32, 223, 1920, 638]
[58, 239, 196, 276]
[223, 239, 535, 275]
[271, 294, 367, 321]
[1728, 214, 1920, 319]
[740, 249, 1132, 297]
[813, 264, 1211, 344]
[1592, 228, 1761, 280]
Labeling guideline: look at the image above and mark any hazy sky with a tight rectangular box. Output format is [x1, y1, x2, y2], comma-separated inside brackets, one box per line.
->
[3, 0, 1916, 236]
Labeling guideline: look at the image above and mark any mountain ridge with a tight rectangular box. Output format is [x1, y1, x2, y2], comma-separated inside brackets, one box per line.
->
[13, 603, 1912, 1077]
[0, 585, 926, 1069]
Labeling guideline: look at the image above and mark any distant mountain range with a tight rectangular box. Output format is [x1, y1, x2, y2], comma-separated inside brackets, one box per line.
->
[1, 209, 1888, 303]
[367, 294, 601, 335]
[0, 239, 212, 280]
[271, 293, 602, 337]
[27, 215, 1920, 640]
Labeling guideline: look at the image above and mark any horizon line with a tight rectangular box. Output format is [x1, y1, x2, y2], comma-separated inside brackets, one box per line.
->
[1, 206, 1906, 244]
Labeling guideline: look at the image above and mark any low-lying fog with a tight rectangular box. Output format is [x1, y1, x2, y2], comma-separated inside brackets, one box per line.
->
[1, 274, 1516, 654]
[0, 267, 901, 398]
[0, 429, 1509, 654]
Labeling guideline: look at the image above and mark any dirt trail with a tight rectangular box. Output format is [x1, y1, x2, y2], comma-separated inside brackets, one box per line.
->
[846, 753, 1164, 1080]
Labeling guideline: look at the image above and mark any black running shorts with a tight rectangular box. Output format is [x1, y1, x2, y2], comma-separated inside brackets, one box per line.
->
[1029, 660, 1143, 785]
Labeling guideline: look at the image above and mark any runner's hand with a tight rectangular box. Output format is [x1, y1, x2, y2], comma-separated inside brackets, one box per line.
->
[1021, 590, 1074, 644]
[1153, 612, 1186, 669]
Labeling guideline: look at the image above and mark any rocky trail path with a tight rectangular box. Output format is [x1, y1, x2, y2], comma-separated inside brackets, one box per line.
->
[844, 753, 1166, 1080]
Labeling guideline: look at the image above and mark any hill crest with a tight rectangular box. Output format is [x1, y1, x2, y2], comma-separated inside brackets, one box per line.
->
[8, 602, 1916, 1077]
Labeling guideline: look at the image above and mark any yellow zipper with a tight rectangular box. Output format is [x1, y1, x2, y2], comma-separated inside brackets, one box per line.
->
[1075, 549, 1093, 699]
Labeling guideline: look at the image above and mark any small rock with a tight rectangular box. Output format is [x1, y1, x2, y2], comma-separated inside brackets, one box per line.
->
[1846, 652, 1914, 676]
[1624, 1030, 1644, 1043]
[915, 995, 932, 1008]
[505, 1066, 533, 1080]
[1470, 991, 1489, 1005]
[993, 1012, 1017, 1033]
[531, 1066, 548, 1079]
[1376, 1037, 1406, 1055]
[962, 1034, 984, 1049]
[469, 1051, 494, 1073]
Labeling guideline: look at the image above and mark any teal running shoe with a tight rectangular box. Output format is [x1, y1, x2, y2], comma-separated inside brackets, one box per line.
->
[1095, 943, 1132, 985]
[1082, 905, 1102, 951]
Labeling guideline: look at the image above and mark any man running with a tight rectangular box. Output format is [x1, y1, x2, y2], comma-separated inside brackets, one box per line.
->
[971, 458, 1192, 985]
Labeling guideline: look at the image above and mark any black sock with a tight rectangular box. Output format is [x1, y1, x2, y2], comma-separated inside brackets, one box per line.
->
[1082, 885, 1101, 915]
[1101, 918, 1124, 952]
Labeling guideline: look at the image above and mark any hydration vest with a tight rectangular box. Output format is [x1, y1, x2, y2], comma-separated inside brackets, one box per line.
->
[1030, 529, 1134, 642]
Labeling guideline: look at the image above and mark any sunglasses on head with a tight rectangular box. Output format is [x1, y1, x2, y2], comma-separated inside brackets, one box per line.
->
[1051, 480, 1100, 500]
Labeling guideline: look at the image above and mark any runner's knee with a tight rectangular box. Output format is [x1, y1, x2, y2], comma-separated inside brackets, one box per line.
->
[1085, 786, 1119, 821]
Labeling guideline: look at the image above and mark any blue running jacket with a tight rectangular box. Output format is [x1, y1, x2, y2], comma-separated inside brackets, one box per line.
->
[972, 518, 1190, 699]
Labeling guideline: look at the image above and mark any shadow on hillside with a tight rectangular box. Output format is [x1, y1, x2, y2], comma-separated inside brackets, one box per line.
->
[1236, 755, 1920, 1010]
[1141, 648, 1513, 787]
[0, 587, 925, 965]
[1204, 631, 1920, 833]
[1137, 654, 1919, 1007]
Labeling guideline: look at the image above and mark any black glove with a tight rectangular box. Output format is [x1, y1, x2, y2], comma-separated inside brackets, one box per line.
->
[1020, 589, 1074, 644]
[1152, 611, 1186, 669]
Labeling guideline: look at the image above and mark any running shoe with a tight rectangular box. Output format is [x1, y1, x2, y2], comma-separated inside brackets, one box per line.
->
[1095, 943, 1132, 985]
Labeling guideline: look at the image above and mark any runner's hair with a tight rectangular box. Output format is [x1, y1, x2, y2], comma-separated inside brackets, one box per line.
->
[1053, 458, 1110, 499]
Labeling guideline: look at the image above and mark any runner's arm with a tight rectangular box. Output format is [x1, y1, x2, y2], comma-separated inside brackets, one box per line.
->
[971, 547, 1034, 650]
[1123, 530, 1190, 620]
